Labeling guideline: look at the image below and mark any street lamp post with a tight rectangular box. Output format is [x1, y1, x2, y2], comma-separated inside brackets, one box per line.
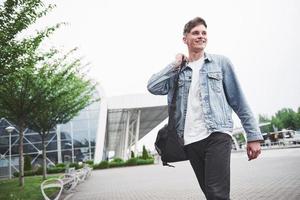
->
[5, 126, 15, 179]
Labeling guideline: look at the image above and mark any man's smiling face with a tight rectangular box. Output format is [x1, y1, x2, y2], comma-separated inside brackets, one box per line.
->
[183, 24, 207, 52]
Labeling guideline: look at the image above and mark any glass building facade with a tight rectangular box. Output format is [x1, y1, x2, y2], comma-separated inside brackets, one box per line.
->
[0, 100, 101, 179]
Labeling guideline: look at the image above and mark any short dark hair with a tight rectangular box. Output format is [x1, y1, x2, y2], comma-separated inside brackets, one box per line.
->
[183, 17, 207, 35]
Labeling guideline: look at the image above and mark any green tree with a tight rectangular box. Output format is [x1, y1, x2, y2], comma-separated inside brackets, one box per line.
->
[142, 145, 149, 159]
[296, 107, 300, 129]
[26, 50, 97, 180]
[0, 0, 61, 186]
[0, 0, 58, 85]
[271, 108, 298, 130]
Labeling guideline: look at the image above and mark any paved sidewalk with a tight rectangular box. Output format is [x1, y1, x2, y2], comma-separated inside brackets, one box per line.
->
[68, 148, 300, 200]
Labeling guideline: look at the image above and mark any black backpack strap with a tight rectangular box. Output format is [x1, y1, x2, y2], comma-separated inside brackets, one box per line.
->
[168, 57, 187, 129]
[163, 162, 175, 168]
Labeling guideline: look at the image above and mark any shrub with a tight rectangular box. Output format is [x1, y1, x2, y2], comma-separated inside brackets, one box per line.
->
[13, 166, 43, 177]
[47, 167, 65, 174]
[131, 151, 135, 158]
[14, 166, 67, 177]
[137, 155, 154, 160]
[13, 171, 18, 177]
[126, 158, 138, 166]
[14, 170, 35, 177]
[93, 161, 109, 169]
[91, 157, 155, 170]
[36, 166, 43, 175]
[24, 155, 32, 171]
[85, 160, 94, 165]
[142, 145, 150, 159]
[108, 157, 125, 168]
[109, 161, 125, 168]
[137, 159, 154, 165]
[24, 170, 37, 176]
[55, 163, 66, 168]
[69, 163, 81, 169]
[112, 158, 124, 163]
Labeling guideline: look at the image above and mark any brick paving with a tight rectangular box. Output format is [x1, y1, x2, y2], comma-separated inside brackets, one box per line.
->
[68, 148, 300, 200]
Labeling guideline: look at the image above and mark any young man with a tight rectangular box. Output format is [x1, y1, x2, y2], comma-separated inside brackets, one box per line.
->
[147, 17, 263, 200]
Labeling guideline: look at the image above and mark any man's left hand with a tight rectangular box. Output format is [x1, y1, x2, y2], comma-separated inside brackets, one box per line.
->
[247, 141, 261, 161]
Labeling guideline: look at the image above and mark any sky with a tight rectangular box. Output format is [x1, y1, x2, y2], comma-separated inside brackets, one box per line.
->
[4, 0, 300, 150]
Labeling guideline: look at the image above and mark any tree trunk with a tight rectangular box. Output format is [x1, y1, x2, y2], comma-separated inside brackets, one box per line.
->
[41, 133, 47, 180]
[18, 124, 24, 187]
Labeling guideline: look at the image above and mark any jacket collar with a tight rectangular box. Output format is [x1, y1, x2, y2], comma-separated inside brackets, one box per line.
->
[182, 52, 212, 71]
[204, 52, 212, 63]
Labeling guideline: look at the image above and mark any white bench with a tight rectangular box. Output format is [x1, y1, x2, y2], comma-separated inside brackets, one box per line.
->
[84, 165, 92, 178]
[41, 178, 64, 200]
[59, 173, 78, 192]
[41, 175, 78, 200]
[41, 166, 93, 200]
[65, 167, 86, 184]
[76, 165, 92, 183]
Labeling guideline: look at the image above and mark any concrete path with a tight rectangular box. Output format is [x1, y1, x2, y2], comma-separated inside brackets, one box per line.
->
[68, 148, 300, 200]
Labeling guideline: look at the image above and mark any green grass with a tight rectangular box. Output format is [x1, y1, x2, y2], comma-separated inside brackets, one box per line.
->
[0, 175, 61, 200]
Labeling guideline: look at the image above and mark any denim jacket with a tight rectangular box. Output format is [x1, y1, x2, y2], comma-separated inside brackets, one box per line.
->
[147, 53, 263, 142]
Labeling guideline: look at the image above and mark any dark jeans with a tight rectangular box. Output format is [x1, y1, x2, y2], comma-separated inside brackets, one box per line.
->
[185, 132, 232, 200]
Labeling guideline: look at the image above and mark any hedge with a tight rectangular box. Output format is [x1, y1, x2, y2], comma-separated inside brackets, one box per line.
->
[69, 163, 83, 169]
[55, 163, 66, 168]
[92, 158, 154, 170]
[137, 159, 154, 165]
[126, 158, 138, 166]
[93, 161, 109, 169]
[109, 161, 125, 168]
[13, 157, 155, 177]
[14, 166, 66, 177]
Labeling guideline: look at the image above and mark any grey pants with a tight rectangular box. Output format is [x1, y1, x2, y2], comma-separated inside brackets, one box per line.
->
[185, 132, 232, 200]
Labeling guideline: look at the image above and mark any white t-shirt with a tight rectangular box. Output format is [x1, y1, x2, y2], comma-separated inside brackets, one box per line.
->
[184, 57, 210, 145]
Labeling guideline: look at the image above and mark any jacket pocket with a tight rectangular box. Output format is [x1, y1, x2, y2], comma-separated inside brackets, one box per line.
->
[207, 72, 223, 92]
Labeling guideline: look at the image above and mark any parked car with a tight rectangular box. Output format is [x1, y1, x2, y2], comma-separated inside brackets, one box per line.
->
[263, 130, 300, 145]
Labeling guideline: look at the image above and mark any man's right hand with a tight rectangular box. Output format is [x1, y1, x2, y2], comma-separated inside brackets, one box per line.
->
[173, 53, 188, 69]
